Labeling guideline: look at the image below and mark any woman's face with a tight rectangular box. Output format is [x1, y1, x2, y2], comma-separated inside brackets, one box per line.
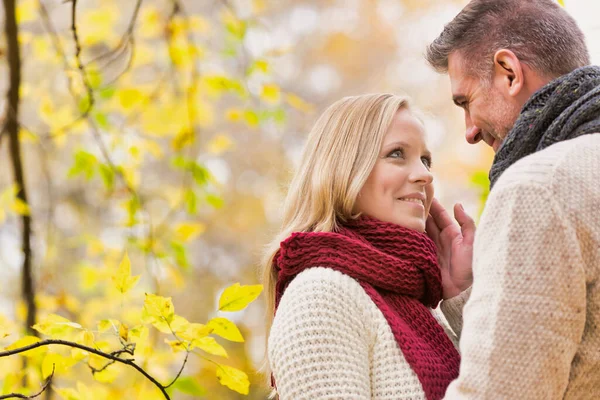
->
[354, 108, 434, 232]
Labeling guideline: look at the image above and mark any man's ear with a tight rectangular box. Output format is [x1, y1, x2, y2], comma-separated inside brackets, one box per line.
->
[493, 49, 524, 98]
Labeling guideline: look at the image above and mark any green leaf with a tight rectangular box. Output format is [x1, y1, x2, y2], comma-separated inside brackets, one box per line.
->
[170, 240, 190, 270]
[94, 112, 110, 130]
[98, 86, 116, 100]
[216, 364, 250, 395]
[68, 150, 97, 180]
[184, 189, 198, 215]
[205, 193, 224, 209]
[167, 376, 206, 396]
[99, 164, 115, 191]
[207, 317, 244, 342]
[218, 283, 263, 312]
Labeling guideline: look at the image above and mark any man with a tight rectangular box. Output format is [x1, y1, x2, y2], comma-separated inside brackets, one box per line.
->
[425, 0, 600, 398]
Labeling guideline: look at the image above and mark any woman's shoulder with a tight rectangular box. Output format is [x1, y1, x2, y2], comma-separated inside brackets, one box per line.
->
[280, 267, 372, 310]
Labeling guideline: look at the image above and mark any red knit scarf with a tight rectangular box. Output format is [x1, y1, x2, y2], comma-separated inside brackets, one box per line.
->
[274, 216, 460, 400]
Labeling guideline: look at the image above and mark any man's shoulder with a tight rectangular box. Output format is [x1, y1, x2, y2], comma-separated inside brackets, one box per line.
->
[495, 133, 600, 191]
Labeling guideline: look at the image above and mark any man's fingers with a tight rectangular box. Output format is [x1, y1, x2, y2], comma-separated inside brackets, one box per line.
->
[429, 198, 457, 231]
[454, 203, 476, 244]
[426, 215, 441, 245]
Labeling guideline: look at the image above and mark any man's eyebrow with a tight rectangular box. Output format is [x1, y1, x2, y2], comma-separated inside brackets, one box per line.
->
[452, 95, 467, 106]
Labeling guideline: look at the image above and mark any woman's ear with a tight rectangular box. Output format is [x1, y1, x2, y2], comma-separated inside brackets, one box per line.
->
[493, 49, 524, 98]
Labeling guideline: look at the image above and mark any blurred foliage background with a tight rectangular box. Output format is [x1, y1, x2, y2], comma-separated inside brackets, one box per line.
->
[0, 0, 598, 398]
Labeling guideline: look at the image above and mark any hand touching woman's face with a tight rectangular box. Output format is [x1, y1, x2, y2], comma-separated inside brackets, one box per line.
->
[354, 108, 434, 232]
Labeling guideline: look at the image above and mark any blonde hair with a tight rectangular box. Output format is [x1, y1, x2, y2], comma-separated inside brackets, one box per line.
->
[261, 93, 411, 380]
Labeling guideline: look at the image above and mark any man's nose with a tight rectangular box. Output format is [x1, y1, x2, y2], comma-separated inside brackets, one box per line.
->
[465, 125, 482, 144]
[464, 112, 482, 144]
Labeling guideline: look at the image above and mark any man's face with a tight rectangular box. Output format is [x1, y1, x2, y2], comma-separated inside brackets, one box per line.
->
[448, 52, 521, 152]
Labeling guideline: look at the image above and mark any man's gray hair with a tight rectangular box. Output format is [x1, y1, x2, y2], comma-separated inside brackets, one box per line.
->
[426, 0, 590, 80]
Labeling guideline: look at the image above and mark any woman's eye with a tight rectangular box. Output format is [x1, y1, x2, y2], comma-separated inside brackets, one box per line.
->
[388, 149, 404, 158]
[421, 157, 432, 169]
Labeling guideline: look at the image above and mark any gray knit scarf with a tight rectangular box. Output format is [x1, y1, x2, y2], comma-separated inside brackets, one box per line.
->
[489, 65, 600, 188]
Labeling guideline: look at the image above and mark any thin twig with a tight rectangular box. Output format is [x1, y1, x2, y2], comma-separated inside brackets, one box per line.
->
[70, 0, 95, 119]
[164, 350, 189, 389]
[0, 364, 55, 399]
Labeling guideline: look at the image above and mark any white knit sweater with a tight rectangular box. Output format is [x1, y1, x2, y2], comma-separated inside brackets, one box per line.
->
[268, 267, 468, 399]
[445, 134, 600, 399]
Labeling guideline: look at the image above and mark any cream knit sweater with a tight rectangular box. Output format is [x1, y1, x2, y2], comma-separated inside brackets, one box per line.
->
[268, 266, 468, 399]
[445, 134, 600, 399]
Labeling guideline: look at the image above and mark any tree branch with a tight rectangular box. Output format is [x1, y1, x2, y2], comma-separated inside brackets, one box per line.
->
[70, 0, 94, 119]
[0, 364, 55, 399]
[0, 339, 171, 399]
[3, 0, 36, 337]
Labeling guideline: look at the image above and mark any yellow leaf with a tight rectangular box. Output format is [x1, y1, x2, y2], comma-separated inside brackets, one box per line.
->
[139, 7, 162, 38]
[557, 0, 565, 6]
[94, 365, 119, 383]
[128, 324, 149, 343]
[0, 313, 15, 339]
[260, 84, 281, 104]
[32, 313, 82, 337]
[207, 317, 244, 342]
[42, 352, 74, 379]
[143, 140, 164, 159]
[118, 88, 144, 110]
[225, 108, 242, 122]
[165, 338, 187, 353]
[80, 7, 119, 46]
[191, 336, 228, 358]
[5, 336, 45, 358]
[174, 222, 206, 242]
[216, 364, 250, 395]
[11, 198, 30, 216]
[142, 293, 175, 327]
[178, 322, 213, 341]
[286, 93, 315, 113]
[207, 134, 235, 155]
[171, 129, 195, 151]
[19, 127, 39, 143]
[55, 387, 80, 400]
[218, 283, 263, 312]
[243, 110, 259, 128]
[119, 323, 129, 342]
[71, 330, 95, 361]
[112, 252, 140, 294]
[16, 0, 38, 24]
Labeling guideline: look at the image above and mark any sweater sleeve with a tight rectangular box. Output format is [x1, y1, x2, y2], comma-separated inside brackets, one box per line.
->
[440, 286, 471, 340]
[444, 181, 586, 400]
[268, 269, 372, 400]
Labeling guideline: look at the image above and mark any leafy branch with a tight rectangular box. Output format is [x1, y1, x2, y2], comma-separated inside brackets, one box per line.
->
[0, 340, 174, 399]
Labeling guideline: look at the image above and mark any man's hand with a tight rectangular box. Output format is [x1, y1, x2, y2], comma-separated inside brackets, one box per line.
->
[426, 198, 475, 299]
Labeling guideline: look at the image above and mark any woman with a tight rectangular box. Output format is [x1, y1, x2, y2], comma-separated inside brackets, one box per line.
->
[263, 94, 473, 399]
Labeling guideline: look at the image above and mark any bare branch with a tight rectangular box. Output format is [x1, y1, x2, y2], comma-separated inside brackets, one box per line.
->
[3, 0, 37, 337]
[0, 339, 171, 399]
[0, 364, 55, 399]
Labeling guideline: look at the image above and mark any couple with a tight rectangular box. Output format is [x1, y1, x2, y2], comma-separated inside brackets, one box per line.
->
[263, 0, 600, 399]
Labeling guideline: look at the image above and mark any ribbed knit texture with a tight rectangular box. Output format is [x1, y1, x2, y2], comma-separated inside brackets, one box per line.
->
[269, 267, 467, 399]
[272, 216, 460, 400]
[445, 134, 600, 399]
[490, 65, 600, 187]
